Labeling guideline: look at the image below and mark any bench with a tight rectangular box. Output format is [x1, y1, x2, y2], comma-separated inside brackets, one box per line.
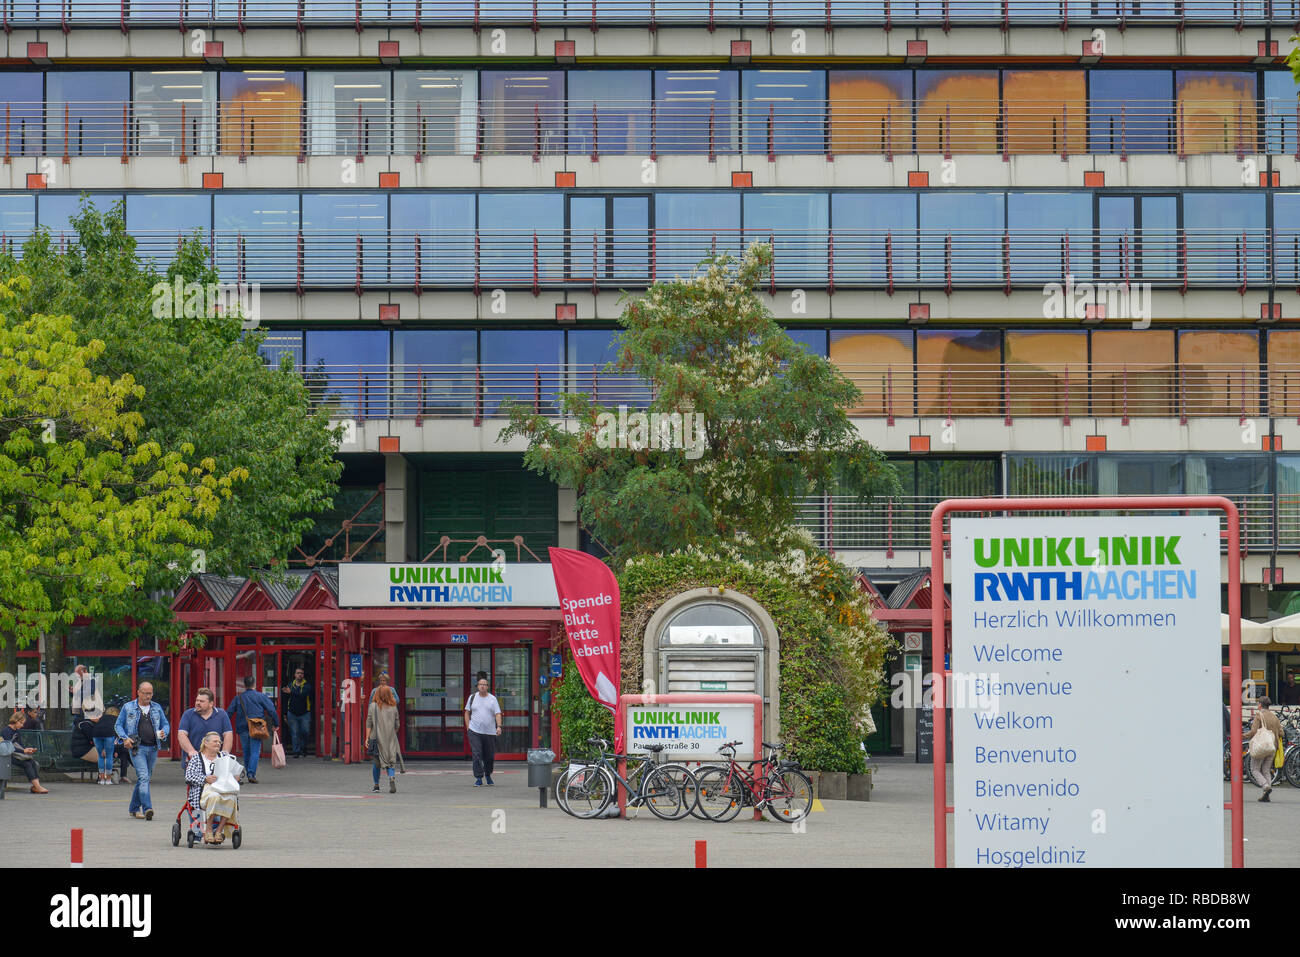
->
[7, 730, 118, 785]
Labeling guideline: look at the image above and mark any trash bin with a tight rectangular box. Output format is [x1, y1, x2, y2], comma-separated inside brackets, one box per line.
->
[527, 749, 555, 788]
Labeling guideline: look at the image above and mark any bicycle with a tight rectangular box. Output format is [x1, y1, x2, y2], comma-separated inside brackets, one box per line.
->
[554, 737, 699, 821]
[695, 740, 813, 823]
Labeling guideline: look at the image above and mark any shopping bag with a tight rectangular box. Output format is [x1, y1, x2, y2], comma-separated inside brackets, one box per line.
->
[1249, 727, 1276, 760]
[270, 731, 286, 769]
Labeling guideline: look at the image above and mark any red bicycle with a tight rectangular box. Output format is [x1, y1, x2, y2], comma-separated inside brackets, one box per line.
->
[695, 740, 814, 823]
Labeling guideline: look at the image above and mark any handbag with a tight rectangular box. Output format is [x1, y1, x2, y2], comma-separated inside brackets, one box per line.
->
[240, 695, 271, 741]
[270, 731, 286, 769]
[1249, 726, 1277, 760]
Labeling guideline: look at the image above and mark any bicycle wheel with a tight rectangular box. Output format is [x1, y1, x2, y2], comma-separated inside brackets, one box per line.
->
[695, 766, 745, 823]
[687, 764, 719, 819]
[1286, 748, 1300, 789]
[642, 764, 697, 821]
[764, 769, 814, 823]
[559, 765, 614, 818]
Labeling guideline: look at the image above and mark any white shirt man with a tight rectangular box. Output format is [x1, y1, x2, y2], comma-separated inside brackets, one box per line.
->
[464, 678, 503, 787]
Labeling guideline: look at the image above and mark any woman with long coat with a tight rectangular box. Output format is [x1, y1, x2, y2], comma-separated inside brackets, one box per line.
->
[365, 686, 401, 793]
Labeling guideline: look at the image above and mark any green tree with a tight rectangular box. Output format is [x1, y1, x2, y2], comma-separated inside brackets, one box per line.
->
[500, 243, 899, 565]
[1, 200, 343, 577]
[0, 291, 243, 687]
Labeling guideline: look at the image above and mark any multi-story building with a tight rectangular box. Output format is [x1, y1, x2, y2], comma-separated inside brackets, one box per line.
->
[5, 0, 1298, 757]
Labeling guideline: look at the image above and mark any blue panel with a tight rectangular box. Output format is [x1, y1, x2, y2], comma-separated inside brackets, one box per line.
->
[390, 193, 476, 285]
[742, 70, 826, 155]
[785, 328, 828, 356]
[0, 195, 36, 248]
[481, 330, 564, 415]
[478, 193, 564, 284]
[213, 193, 300, 286]
[1274, 193, 1300, 285]
[1184, 192, 1267, 284]
[1089, 71, 1173, 154]
[919, 192, 1004, 285]
[37, 193, 124, 239]
[0, 74, 43, 156]
[46, 72, 129, 157]
[654, 70, 740, 154]
[1265, 72, 1299, 156]
[1007, 192, 1092, 283]
[126, 194, 212, 268]
[831, 192, 918, 284]
[567, 328, 649, 409]
[393, 330, 478, 417]
[302, 193, 387, 286]
[654, 192, 740, 276]
[305, 330, 390, 418]
[568, 71, 652, 156]
[743, 193, 829, 283]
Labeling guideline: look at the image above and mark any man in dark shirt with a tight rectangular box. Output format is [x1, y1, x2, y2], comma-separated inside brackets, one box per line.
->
[1280, 673, 1300, 707]
[281, 668, 312, 758]
[114, 682, 169, 820]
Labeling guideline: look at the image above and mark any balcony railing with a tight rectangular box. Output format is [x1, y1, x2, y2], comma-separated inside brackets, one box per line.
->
[14, 226, 1295, 292]
[795, 492, 1292, 553]
[300, 361, 1300, 421]
[9, 98, 1297, 160]
[2, 0, 1298, 29]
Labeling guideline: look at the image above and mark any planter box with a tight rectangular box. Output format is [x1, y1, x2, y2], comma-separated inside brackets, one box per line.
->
[815, 770, 848, 801]
[846, 772, 872, 801]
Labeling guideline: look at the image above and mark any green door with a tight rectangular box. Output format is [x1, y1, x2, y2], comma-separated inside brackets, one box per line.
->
[420, 468, 557, 560]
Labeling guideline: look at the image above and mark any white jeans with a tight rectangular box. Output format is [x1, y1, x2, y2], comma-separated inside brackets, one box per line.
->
[1251, 753, 1274, 788]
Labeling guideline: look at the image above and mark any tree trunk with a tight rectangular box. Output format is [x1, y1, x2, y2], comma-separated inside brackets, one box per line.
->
[44, 628, 68, 731]
[0, 634, 16, 715]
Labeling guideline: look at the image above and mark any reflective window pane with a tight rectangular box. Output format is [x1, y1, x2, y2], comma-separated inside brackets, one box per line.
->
[743, 193, 828, 283]
[1007, 192, 1091, 283]
[831, 193, 917, 284]
[391, 193, 476, 285]
[916, 70, 997, 153]
[1088, 70, 1173, 154]
[1091, 330, 1175, 416]
[481, 330, 564, 415]
[568, 71, 651, 156]
[304, 330, 390, 418]
[46, 72, 130, 157]
[918, 192, 1004, 284]
[1176, 71, 1257, 155]
[654, 192, 740, 276]
[481, 71, 564, 155]
[302, 192, 388, 286]
[655, 70, 739, 154]
[916, 329, 1001, 416]
[1265, 71, 1298, 156]
[1183, 191, 1266, 284]
[213, 193, 300, 285]
[1179, 330, 1260, 416]
[1006, 331, 1087, 418]
[394, 71, 476, 156]
[828, 70, 911, 155]
[38, 193, 124, 239]
[567, 328, 648, 408]
[0, 74, 44, 156]
[133, 70, 217, 156]
[306, 71, 391, 155]
[220, 71, 305, 156]
[742, 70, 826, 155]
[393, 330, 477, 417]
[478, 193, 563, 283]
[829, 330, 913, 416]
[125, 193, 212, 268]
[1003, 70, 1085, 156]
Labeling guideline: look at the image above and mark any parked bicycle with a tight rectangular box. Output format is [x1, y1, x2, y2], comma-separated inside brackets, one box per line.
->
[554, 737, 699, 821]
[695, 740, 813, 823]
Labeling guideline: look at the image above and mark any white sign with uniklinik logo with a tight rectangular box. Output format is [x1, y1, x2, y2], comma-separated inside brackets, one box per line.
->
[951, 516, 1222, 868]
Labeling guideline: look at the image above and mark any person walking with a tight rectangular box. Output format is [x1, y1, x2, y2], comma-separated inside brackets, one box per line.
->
[114, 681, 169, 820]
[464, 676, 502, 787]
[1248, 695, 1285, 801]
[227, 678, 279, 784]
[177, 688, 234, 762]
[281, 668, 312, 758]
[365, 685, 401, 793]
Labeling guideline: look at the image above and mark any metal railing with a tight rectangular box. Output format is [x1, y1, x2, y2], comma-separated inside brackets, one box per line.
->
[2, 0, 1297, 29]
[8, 97, 1296, 160]
[296, 361, 1300, 422]
[795, 492, 1291, 553]
[13, 226, 1293, 291]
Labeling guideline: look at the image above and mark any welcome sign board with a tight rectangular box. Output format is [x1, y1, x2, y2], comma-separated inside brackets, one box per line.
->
[951, 516, 1222, 868]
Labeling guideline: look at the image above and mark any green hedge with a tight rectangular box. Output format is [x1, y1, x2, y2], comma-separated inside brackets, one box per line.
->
[554, 549, 894, 773]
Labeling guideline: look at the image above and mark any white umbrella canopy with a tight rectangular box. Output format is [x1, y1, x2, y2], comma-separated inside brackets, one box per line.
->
[1265, 612, 1300, 646]
[1220, 614, 1275, 647]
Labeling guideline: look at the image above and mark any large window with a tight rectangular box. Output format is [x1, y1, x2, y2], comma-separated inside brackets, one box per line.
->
[1183, 192, 1267, 284]
[1265, 71, 1298, 157]
[831, 193, 917, 284]
[567, 329, 648, 408]
[304, 330, 390, 418]
[1176, 71, 1257, 155]
[1005, 330, 1088, 418]
[306, 71, 392, 155]
[393, 330, 478, 417]
[125, 194, 212, 268]
[38, 193, 123, 238]
[213, 193, 300, 285]
[1178, 330, 1260, 416]
[829, 330, 913, 416]
[477, 193, 563, 283]
[219, 71, 305, 156]
[394, 71, 476, 156]
[828, 71, 911, 156]
[568, 71, 651, 156]
[655, 70, 740, 154]
[918, 192, 1003, 284]
[133, 70, 216, 156]
[1269, 331, 1300, 418]
[654, 192, 740, 277]
[743, 193, 828, 283]
[1091, 330, 1175, 417]
[742, 70, 826, 155]
[1089, 70, 1173, 154]
[1, 74, 44, 156]
[1274, 193, 1300, 285]
[0, 195, 36, 250]
[390, 193, 476, 285]
[481, 330, 564, 415]
[480, 71, 564, 155]
[46, 72, 130, 157]
[916, 70, 997, 153]
[1003, 71, 1086, 156]
[916, 329, 1001, 416]
[302, 193, 387, 286]
[1007, 192, 1091, 283]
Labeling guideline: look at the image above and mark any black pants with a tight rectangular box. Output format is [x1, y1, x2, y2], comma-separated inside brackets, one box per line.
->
[469, 730, 496, 780]
[12, 755, 38, 782]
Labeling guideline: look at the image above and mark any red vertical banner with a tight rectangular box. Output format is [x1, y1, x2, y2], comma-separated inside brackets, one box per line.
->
[548, 547, 623, 751]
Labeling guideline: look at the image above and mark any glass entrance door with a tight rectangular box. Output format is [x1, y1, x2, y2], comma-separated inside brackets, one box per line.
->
[401, 647, 467, 756]
[470, 646, 532, 757]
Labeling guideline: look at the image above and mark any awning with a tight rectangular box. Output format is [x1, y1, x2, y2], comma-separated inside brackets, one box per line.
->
[1221, 614, 1275, 647]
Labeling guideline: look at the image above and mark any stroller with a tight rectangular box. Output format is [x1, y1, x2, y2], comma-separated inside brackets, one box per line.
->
[172, 752, 244, 850]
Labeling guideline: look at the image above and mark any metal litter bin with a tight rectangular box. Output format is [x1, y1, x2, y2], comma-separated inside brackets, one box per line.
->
[527, 749, 555, 807]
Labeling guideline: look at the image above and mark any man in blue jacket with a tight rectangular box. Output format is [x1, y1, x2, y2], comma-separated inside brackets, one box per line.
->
[114, 682, 170, 820]
[227, 677, 280, 784]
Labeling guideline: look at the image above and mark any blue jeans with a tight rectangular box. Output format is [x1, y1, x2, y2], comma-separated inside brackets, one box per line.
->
[239, 732, 262, 777]
[286, 712, 310, 755]
[93, 737, 114, 774]
[372, 761, 395, 786]
[128, 745, 158, 812]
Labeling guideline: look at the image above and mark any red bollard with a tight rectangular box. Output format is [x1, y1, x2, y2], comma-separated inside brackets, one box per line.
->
[695, 839, 707, 868]
[71, 829, 84, 868]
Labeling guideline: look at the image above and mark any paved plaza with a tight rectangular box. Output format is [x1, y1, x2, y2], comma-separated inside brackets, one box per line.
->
[3, 756, 1290, 867]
